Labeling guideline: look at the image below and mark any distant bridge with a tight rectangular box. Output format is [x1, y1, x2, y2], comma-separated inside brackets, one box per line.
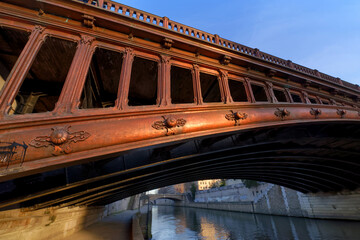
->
[0, 0, 359, 211]
[144, 194, 186, 203]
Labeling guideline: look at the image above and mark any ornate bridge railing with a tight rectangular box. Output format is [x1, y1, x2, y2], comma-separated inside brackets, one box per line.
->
[76, 0, 358, 90]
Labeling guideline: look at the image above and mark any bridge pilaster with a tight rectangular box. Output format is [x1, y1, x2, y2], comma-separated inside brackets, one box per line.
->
[219, 70, 233, 103]
[244, 77, 256, 103]
[265, 82, 277, 103]
[54, 34, 96, 113]
[191, 64, 203, 104]
[302, 91, 311, 104]
[284, 88, 294, 103]
[158, 55, 171, 106]
[0, 25, 47, 116]
[116, 47, 135, 110]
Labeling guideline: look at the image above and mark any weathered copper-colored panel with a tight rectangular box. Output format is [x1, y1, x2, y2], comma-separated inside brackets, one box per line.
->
[0, 0, 359, 208]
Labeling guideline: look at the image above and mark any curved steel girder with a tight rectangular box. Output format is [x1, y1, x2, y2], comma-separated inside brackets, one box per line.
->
[203, 130, 360, 152]
[67, 175, 311, 208]
[87, 157, 360, 206]
[163, 153, 360, 178]
[151, 128, 360, 168]
[85, 167, 357, 206]
[23, 167, 303, 209]
[10, 152, 358, 209]
[141, 145, 360, 181]
[0, 145, 310, 207]
[89, 141, 360, 206]
[78, 176, 313, 207]
[81, 134, 360, 205]
[35, 141, 360, 193]
[2, 129, 359, 209]
[198, 148, 360, 167]
[135, 154, 359, 188]
[81, 172, 316, 207]
[63, 162, 337, 207]
[36, 167, 314, 209]
[122, 166, 331, 193]
[166, 144, 360, 169]
[15, 149, 358, 209]
[135, 143, 360, 181]
[126, 156, 355, 193]
[1, 120, 359, 210]
[173, 158, 360, 185]
[67, 154, 359, 204]
[174, 165, 348, 190]
[182, 169, 339, 191]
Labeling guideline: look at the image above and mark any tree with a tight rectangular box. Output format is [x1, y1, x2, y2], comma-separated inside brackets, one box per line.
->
[219, 179, 226, 187]
[209, 179, 226, 189]
[242, 179, 259, 188]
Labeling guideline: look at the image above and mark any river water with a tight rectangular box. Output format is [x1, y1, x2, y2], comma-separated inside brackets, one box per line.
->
[151, 205, 360, 240]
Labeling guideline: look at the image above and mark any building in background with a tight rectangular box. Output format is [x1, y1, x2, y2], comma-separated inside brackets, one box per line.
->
[155, 182, 193, 194]
[174, 183, 185, 193]
[198, 179, 221, 190]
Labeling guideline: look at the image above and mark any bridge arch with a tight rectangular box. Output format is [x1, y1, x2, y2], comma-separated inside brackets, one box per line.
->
[0, 120, 359, 210]
[0, 0, 359, 211]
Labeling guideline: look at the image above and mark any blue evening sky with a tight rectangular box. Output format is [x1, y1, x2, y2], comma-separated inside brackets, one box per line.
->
[115, 0, 360, 85]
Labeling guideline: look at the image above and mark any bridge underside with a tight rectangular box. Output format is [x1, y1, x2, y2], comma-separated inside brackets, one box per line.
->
[0, 121, 359, 210]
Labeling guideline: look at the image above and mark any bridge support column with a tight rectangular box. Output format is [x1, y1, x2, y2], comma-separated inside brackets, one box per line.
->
[243, 77, 255, 103]
[191, 64, 203, 104]
[302, 91, 312, 104]
[158, 55, 171, 106]
[0, 25, 47, 116]
[219, 70, 233, 103]
[284, 88, 294, 103]
[54, 34, 96, 113]
[265, 82, 277, 103]
[116, 47, 135, 110]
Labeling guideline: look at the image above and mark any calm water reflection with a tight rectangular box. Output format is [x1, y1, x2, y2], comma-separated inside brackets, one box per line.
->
[151, 205, 360, 240]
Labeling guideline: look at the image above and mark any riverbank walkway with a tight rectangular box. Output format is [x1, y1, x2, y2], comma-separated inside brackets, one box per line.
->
[62, 210, 137, 240]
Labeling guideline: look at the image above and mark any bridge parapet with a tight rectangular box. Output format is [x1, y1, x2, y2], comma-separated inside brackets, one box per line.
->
[72, 0, 358, 91]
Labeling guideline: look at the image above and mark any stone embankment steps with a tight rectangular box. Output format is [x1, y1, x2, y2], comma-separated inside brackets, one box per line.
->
[254, 183, 275, 203]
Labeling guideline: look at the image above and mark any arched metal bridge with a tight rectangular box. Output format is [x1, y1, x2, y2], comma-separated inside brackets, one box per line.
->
[0, 0, 359, 210]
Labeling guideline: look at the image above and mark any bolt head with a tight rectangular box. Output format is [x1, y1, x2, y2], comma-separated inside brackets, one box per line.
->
[166, 117, 177, 128]
[50, 128, 69, 145]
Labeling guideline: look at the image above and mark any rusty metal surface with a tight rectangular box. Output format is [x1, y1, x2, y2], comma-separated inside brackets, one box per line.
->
[0, 0, 359, 209]
[0, 121, 359, 210]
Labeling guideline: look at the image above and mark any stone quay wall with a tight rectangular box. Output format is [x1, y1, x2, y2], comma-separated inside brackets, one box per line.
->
[158, 185, 360, 220]
[0, 194, 142, 240]
[0, 206, 106, 240]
